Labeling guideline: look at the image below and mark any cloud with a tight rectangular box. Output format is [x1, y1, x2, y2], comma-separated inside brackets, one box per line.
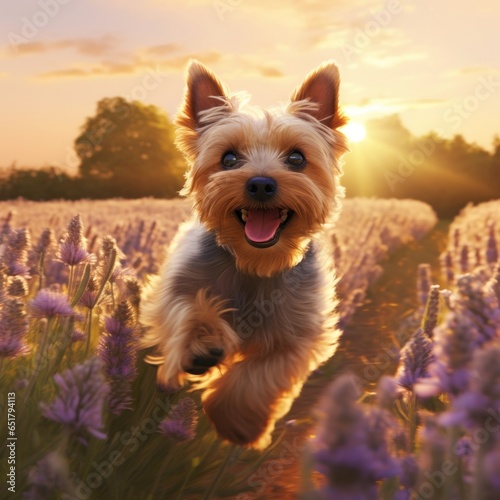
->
[257, 66, 284, 78]
[35, 48, 285, 81]
[345, 97, 447, 118]
[362, 51, 427, 68]
[36, 51, 225, 79]
[1, 35, 119, 59]
[455, 66, 500, 76]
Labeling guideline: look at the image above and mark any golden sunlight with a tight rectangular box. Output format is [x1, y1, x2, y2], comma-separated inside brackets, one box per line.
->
[342, 122, 367, 143]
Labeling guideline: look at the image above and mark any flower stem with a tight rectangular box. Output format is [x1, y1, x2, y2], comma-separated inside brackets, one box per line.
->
[408, 391, 418, 453]
[202, 444, 237, 500]
[149, 447, 175, 498]
[85, 308, 93, 356]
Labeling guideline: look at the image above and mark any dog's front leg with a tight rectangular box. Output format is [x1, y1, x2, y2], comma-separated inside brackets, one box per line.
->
[142, 288, 240, 388]
[202, 342, 313, 449]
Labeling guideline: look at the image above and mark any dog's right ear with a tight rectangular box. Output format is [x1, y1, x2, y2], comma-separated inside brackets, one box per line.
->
[177, 60, 230, 131]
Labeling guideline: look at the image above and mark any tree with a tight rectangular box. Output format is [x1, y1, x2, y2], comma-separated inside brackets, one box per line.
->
[75, 97, 186, 198]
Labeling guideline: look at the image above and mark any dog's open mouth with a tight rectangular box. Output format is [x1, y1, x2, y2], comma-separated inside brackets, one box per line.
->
[234, 208, 294, 248]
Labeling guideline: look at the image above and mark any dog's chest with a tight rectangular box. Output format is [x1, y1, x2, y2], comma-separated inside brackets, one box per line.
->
[209, 243, 325, 343]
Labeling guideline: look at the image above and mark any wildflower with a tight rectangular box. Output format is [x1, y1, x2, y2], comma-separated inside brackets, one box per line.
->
[158, 397, 198, 442]
[78, 274, 100, 309]
[57, 215, 93, 266]
[415, 418, 448, 496]
[6, 275, 28, 297]
[30, 289, 80, 319]
[124, 277, 141, 315]
[25, 451, 74, 499]
[486, 263, 500, 305]
[395, 329, 434, 391]
[98, 300, 137, 414]
[441, 251, 454, 284]
[417, 264, 432, 308]
[312, 375, 399, 499]
[71, 329, 86, 343]
[394, 455, 419, 500]
[0, 210, 14, 244]
[422, 285, 440, 338]
[41, 357, 109, 442]
[455, 274, 500, 347]
[484, 448, 500, 493]
[460, 245, 469, 273]
[376, 375, 398, 410]
[97, 235, 124, 282]
[0, 298, 29, 358]
[440, 345, 500, 430]
[486, 225, 498, 266]
[4, 228, 30, 276]
[29, 228, 54, 276]
[415, 313, 476, 399]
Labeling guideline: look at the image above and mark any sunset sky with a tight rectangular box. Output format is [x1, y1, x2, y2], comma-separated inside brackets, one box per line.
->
[1, 0, 499, 171]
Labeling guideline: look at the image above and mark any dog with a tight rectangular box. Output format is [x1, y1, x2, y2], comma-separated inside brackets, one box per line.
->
[140, 60, 348, 449]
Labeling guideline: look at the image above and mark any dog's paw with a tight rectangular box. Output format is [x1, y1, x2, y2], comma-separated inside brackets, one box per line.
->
[184, 348, 225, 375]
[203, 385, 272, 449]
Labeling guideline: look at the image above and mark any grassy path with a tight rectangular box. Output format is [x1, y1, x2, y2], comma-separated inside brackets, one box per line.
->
[252, 220, 450, 500]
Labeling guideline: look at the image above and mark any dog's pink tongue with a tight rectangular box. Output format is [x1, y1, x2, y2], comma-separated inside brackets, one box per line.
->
[245, 209, 281, 242]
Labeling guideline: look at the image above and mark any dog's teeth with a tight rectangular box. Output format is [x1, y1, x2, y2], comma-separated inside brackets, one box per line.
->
[240, 209, 248, 222]
[280, 209, 289, 222]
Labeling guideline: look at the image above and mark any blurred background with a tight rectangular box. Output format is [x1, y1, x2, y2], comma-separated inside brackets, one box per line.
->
[1, 0, 499, 215]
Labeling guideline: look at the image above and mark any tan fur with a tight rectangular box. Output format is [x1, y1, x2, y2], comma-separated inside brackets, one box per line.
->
[140, 60, 348, 449]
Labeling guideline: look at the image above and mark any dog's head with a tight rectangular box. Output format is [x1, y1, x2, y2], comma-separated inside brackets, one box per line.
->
[175, 60, 348, 277]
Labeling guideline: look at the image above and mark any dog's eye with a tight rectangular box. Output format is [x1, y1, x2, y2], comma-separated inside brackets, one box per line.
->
[287, 151, 305, 168]
[221, 152, 239, 169]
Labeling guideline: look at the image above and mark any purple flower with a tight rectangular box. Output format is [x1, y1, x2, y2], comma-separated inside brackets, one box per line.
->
[97, 235, 124, 281]
[396, 329, 434, 391]
[28, 228, 54, 276]
[416, 313, 476, 399]
[422, 285, 440, 338]
[41, 357, 109, 442]
[440, 345, 500, 430]
[376, 376, 398, 410]
[441, 251, 454, 284]
[158, 397, 198, 442]
[486, 225, 498, 266]
[78, 275, 100, 309]
[4, 228, 31, 277]
[455, 274, 500, 347]
[460, 245, 469, 273]
[399, 454, 419, 487]
[25, 451, 74, 499]
[6, 275, 28, 297]
[312, 375, 400, 498]
[98, 300, 137, 415]
[487, 263, 500, 305]
[416, 418, 447, 491]
[484, 448, 500, 492]
[0, 298, 29, 358]
[30, 289, 80, 319]
[57, 215, 93, 266]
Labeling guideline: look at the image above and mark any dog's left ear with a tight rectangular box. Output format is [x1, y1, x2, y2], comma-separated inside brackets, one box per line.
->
[290, 61, 346, 129]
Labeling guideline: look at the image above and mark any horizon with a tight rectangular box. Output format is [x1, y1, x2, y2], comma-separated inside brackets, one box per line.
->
[1, 0, 499, 170]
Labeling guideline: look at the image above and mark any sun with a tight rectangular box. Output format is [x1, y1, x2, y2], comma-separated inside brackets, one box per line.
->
[342, 122, 367, 143]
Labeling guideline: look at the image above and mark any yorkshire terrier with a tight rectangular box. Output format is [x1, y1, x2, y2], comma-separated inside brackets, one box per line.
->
[141, 60, 348, 449]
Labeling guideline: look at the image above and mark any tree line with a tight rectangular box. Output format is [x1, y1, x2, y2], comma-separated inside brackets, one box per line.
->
[341, 115, 500, 218]
[1, 99, 499, 218]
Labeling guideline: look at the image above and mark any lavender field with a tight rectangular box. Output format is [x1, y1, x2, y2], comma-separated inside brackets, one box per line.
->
[1, 197, 500, 499]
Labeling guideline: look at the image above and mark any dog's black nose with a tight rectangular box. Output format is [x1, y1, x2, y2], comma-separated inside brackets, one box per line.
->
[246, 177, 277, 202]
